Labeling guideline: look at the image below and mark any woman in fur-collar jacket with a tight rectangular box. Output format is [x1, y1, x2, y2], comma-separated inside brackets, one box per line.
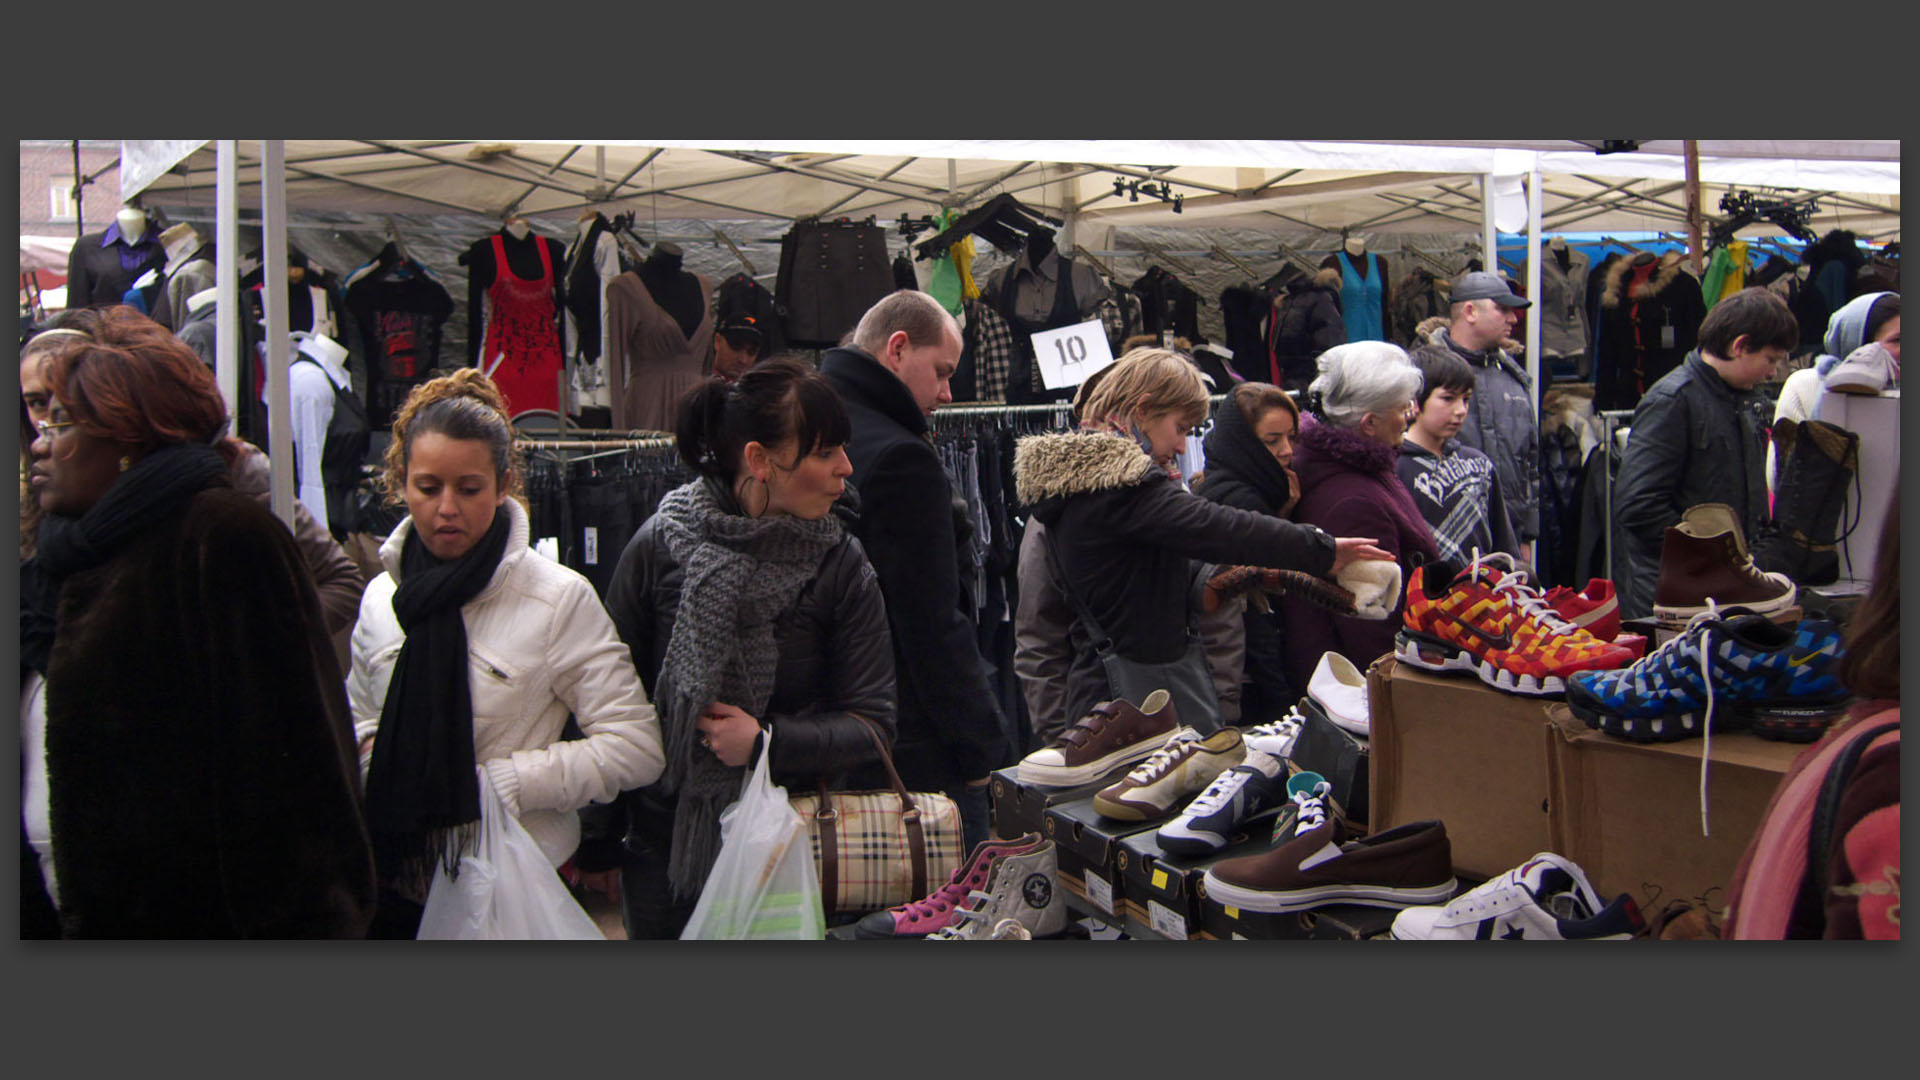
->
[1013, 348, 1384, 732]
[1281, 342, 1440, 692]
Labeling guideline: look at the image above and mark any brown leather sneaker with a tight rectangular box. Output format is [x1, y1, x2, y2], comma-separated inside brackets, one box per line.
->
[1653, 503, 1797, 622]
[1016, 689, 1180, 787]
[1201, 781, 1456, 914]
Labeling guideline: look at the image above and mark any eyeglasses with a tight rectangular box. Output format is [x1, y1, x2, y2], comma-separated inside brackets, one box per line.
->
[34, 417, 76, 441]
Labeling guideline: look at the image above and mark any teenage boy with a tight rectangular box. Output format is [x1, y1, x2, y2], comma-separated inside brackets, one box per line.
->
[1396, 348, 1521, 565]
[1613, 287, 1799, 618]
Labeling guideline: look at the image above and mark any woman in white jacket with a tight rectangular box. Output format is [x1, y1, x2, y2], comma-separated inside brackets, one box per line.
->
[348, 368, 664, 938]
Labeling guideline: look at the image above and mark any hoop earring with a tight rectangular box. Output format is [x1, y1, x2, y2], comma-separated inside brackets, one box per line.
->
[119, 456, 131, 473]
[738, 474, 771, 518]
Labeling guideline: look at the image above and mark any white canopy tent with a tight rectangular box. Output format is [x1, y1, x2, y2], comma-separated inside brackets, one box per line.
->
[116, 139, 1900, 522]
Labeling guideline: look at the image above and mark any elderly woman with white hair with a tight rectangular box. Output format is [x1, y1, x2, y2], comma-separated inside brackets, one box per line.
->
[1280, 341, 1440, 691]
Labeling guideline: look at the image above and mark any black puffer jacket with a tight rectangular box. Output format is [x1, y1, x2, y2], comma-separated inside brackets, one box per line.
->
[1612, 351, 1772, 619]
[1268, 268, 1346, 391]
[1016, 430, 1335, 668]
[604, 493, 898, 790]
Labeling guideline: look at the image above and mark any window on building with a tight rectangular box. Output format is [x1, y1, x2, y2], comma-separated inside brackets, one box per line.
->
[50, 179, 76, 222]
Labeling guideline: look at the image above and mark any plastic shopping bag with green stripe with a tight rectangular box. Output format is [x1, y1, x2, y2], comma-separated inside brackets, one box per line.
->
[681, 731, 826, 940]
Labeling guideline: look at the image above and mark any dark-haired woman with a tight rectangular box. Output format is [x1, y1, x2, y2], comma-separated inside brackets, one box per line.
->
[605, 356, 897, 939]
[348, 368, 664, 938]
[21, 333, 375, 937]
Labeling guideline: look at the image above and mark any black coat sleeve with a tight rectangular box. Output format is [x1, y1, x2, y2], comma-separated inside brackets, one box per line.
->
[852, 444, 1008, 781]
[1118, 476, 1337, 578]
[1614, 390, 1690, 553]
[604, 518, 663, 700]
[766, 540, 900, 783]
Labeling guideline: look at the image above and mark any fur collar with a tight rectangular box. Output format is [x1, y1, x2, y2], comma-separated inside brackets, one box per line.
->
[1289, 267, 1343, 294]
[1414, 315, 1450, 345]
[1600, 250, 1690, 309]
[1295, 415, 1399, 478]
[1014, 430, 1157, 505]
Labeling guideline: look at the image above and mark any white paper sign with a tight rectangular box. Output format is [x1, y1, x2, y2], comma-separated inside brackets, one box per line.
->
[1032, 319, 1115, 391]
[583, 526, 599, 566]
[1085, 872, 1115, 915]
[1148, 900, 1189, 940]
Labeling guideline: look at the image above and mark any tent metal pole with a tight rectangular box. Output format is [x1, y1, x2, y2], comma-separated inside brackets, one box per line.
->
[357, 141, 593, 201]
[1525, 157, 1543, 424]
[215, 140, 239, 425]
[282, 162, 494, 216]
[260, 140, 296, 530]
[1684, 141, 1705, 275]
[959, 160, 1036, 204]
[1481, 174, 1498, 273]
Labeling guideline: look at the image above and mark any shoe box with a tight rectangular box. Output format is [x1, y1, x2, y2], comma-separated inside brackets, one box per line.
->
[1192, 888, 1405, 940]
[1115, 822, 1282, 940]
[1291, 698, 1370, 826]
[1545, 705, 1802, 909]
[1365, 656, 1558, 881]
[990, 766, 1112, 841]
[1042, 796, 1163, 922]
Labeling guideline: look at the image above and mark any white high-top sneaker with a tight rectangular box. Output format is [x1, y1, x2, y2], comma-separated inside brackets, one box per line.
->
[925, 840, 1066, 941]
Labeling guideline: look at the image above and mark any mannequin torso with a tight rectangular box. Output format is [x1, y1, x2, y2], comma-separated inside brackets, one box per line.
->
[636, 245, 705, 339]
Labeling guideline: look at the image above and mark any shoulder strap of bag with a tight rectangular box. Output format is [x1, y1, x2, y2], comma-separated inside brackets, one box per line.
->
[1800, 718, 1899, 933]
[1040, 524, 1115, 652]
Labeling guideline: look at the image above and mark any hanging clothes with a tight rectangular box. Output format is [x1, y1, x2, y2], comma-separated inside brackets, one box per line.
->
[1130, 266, 1203, 344]
[927, 210, 979, 315]
[1391, 267, 1451, 348]
[1593, 253, 1706, 412]
[776, 218, 894, 348]
[64, 220, 166, 310]
[1700, 240, 1749, 309]
[1218, 284, 1278, 384]
[605, 269, 716, 433]
[479, 233, 566, 418]
[343, 244, 455, 429]
[1329, 250, 1388, 342]
[1526, 245, 1592, 376]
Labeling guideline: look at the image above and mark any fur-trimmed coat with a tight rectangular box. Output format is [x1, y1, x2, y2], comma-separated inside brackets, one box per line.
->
[1410, 317, 1541, 542]
[44, 486, 375, 938]
[1594, 251, 1706, 411]
[1015, 430, 1335, 672]
[1268, 268, 1347, 391]
[1280, 417, 1439, 691]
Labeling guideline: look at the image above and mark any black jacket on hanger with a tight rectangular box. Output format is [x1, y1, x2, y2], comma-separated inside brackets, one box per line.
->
[65, 221, 166, 310]
[1131, 266, 1203, 344]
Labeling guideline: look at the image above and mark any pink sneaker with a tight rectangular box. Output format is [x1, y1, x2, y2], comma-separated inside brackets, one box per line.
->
[850, 833, 1045, 938]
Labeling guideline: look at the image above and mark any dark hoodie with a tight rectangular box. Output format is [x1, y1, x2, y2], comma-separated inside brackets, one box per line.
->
[1197, 397, 1302, 711]
[1280, 416, 1439, 690]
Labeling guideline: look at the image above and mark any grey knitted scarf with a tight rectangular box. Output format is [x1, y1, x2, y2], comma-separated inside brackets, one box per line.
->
[653, 478, 844, 901]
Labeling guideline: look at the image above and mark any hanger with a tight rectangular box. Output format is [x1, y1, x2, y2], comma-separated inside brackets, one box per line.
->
[915, 193, 1063, 259]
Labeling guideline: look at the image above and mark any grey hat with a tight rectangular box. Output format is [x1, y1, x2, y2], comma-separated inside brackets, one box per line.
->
[1451, 270, 1532, 308]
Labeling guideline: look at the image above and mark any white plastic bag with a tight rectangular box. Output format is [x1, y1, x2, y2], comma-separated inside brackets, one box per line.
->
[416, 766, 606, 940]
[680, 732, 825, 940]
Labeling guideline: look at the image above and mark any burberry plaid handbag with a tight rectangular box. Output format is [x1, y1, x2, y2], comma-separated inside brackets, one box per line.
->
[788, 719, 964, 919]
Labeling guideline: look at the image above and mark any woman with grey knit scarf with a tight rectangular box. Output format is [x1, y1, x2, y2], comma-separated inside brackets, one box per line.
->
[604, 357, 898, 939]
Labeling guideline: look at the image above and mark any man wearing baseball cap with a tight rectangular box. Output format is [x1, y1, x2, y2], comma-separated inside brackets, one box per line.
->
[710, 314, 764, 382]
[1409, 270, 1539, 561]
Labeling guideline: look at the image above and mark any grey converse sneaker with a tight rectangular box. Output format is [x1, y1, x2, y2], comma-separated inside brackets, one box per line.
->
[925, 840, 1066, 941]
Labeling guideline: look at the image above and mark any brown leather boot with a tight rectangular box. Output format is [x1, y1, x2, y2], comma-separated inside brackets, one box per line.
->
[1652, 503, 1797, 622]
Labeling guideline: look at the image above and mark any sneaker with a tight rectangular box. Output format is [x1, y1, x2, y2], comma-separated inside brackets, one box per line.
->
[850, 833, 1045, 939]
[1545, 578, 1621, 642]
[1307, 651, 1371, 736]
[1156, 745, 1294, 856]
[1566, 607, 1848, 743]
[1389, 852, 1645, 940]
[1092, 726, 1245, 821]
[1652, 503, 1797, 623]
[1397, 553, 1634, 697]
[1240, 706, 1308, 758]
[924, 839, 1066, 941]
[1017, 690, 1180, 787]
[1201, 780, 1457, 914]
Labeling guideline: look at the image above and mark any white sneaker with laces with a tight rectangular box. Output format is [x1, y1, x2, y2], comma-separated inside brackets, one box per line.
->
[1389, 852, 1644, 940]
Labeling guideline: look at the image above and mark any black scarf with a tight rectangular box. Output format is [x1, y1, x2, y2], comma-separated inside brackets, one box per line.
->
[363, 510, 512, 894]
[1201, 395, 1295, 514]
[20, 442, 228, 676]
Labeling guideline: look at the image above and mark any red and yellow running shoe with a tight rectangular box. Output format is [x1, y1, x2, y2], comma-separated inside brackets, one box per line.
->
[1395, 553, 1635, 697]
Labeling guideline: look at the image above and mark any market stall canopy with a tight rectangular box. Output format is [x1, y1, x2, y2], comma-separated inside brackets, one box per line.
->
[126, 139, 1900, 240]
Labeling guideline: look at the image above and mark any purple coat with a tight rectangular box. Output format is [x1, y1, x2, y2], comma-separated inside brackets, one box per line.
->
[1280, 416, 1440, 690]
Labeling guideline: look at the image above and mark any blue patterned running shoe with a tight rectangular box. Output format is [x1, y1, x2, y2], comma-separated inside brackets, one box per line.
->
[1565, 607, 1847, 743]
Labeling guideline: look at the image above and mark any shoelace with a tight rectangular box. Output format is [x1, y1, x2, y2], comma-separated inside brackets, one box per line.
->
[1242, 710, 1305, 754]
[1292, 782, 1331, 836]
[1631, 601, 1728, 838]
[1469, 548, 1582, 637]
[1181, 758, 1258, 819]
[1123, 729, 1199, 782]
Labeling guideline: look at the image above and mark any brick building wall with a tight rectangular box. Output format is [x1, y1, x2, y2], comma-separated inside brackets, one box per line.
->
[19, 140, 124, 237]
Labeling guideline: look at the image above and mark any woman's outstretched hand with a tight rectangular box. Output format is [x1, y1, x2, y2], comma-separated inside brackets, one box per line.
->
[1330, 537, 1394, 575]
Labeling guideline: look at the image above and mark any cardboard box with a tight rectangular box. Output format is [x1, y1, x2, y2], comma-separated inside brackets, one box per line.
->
[1546, 705, 1800, 906]
[1291, 698, 1370, 825]
[1365, 657, 1557, 880]
[1042, 797, 1162, 921]
[989, 766, 1111, 841]
[1193, 888, 1404, 940]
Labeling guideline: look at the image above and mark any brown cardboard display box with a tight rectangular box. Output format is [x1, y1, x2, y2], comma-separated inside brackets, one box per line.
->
[1365, 657, 1558, 880]
[1545, 705, 1800, 906]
